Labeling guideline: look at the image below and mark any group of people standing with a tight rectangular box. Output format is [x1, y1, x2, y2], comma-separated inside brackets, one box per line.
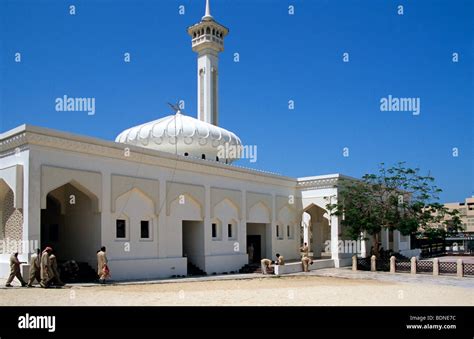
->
[259, 242, 314, 275]
[5, 245, 111, 287]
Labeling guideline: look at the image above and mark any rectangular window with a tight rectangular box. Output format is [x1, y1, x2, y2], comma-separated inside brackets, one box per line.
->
[287, 225, 290, 238]
[116, 219, 126, 239]
[228, 224, 232, 238]
[212, 223, 217, 238]
[276, 225, 279, 238]
[141, 220, 150, 239]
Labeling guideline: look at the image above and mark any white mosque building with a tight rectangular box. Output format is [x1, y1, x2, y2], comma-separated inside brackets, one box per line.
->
[0, 1, 411, 280]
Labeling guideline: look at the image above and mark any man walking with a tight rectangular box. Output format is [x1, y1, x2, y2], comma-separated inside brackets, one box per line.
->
[49, 250, 65, 286]
[27, 248, 41, 287]
[5, 252, 27, 287]
[40, 247, 53, 288]
[97, 246, 110, 284]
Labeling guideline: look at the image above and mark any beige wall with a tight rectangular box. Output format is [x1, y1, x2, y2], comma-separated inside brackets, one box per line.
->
[445, 197, 474, 232]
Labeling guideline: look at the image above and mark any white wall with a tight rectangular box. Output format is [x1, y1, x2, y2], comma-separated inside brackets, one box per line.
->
[108, 188, 158, 263]
[208, 199, 240, 255]
[1, 128, 306, 280]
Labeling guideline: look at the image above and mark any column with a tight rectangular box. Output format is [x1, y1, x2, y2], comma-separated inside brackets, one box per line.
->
[330, 214, 340, 266]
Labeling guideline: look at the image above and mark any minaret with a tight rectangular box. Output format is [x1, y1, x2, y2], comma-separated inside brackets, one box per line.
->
[187, 0, 228, 126]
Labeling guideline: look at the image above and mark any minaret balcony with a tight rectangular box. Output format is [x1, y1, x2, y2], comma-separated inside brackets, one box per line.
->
[191, 34, 224, 47]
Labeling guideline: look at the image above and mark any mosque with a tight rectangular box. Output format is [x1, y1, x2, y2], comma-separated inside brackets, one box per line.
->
[0, 1, 411, 280]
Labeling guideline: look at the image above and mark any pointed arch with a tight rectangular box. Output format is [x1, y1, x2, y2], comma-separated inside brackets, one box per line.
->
[214, 197, 239, 220]
[41, 166, 101, 212]
[248, 201, 271, 223]
[115, 187, 155, 214]
[169, 193, 203, 221]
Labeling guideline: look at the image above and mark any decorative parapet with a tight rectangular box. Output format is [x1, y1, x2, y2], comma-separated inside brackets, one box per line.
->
[296, 174, 358, 191]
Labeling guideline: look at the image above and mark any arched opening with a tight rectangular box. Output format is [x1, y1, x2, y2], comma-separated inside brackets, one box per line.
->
[0, 179, 23, 243]
[206, 26, 210, 34]
[41, 182, 101, 282]
[303, 204, 331, 259]
[246, 201, 271, 265]
[170, 193, 205, 275]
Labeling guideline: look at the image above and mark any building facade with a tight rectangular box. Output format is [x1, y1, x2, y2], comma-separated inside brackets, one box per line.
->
[0, 1, 409, 280]
[443, 197, 474, 254]
[444, 197, 474, 233]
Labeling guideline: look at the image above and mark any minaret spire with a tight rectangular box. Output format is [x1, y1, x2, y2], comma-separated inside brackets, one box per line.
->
[187, 0, 229, 126]
[202, 0, 213, 20]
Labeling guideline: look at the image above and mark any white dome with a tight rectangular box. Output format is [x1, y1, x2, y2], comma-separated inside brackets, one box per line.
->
[115, 112, 242, 163]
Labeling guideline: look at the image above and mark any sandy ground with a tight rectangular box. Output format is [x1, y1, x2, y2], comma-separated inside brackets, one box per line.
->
[0, 275, 472, 306]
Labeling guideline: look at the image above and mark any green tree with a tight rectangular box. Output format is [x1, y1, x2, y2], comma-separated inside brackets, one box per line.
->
[327, 162, 460, 258]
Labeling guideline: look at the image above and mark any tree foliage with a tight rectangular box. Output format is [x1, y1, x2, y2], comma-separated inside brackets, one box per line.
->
[327, 162, 463, 257]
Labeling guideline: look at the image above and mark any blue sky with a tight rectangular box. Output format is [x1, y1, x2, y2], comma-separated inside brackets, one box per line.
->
[1, 0, 473, 202]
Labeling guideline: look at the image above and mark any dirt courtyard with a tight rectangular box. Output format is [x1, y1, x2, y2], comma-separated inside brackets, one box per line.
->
[1, 275, 472, 306]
